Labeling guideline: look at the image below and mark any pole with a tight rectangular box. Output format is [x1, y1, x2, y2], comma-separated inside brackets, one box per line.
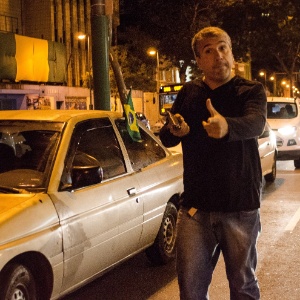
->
[273, 74, 277, 96]
[109, 50, 127, 105]
[156, 51, 160, 93]
[87, 35, 93, 110]
[90, 0, 111, 111]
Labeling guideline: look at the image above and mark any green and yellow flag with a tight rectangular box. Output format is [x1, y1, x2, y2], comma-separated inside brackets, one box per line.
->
[123, 89, 142, 142]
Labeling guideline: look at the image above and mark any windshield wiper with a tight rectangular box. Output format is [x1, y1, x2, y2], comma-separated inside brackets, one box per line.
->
[0, 186, 27, 194]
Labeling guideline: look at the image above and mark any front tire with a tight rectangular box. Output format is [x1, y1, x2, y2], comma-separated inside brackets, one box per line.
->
[145, 202, 178, 265]
[0, 263, 37, 300]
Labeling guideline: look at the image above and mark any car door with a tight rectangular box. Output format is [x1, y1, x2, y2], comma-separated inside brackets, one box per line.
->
[50, 118, 143, 292]
[115, 120, 172, 247]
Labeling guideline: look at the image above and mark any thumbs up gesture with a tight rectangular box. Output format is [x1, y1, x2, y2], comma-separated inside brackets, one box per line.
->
[202, 98, 228, 138]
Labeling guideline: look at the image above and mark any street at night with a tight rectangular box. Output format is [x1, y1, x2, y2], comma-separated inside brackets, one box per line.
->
[1, 1, 300, 300]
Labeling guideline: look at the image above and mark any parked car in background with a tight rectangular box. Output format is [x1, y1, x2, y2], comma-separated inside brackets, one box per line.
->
[0, 110, 183, 299]
[258, 121, 277, 182]
[267, 97, 300, 168]
[136, 112, 151, 130]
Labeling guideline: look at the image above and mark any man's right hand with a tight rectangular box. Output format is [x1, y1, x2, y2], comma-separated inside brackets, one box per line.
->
[168, 113, 190, 137]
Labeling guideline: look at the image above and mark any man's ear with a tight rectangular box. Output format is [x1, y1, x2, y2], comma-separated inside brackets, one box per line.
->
[196, 56, 203, 70]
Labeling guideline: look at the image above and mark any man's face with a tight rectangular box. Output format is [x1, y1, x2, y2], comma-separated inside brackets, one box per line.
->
[196, 35, 234, 87]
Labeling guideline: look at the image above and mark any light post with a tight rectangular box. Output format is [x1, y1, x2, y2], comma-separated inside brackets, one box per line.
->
[270, 75, 276, 96]
[259, 70, 267, 87]
[148, 48, 160, 93]
[269, 72, 299, 97]
[280, 79, 292, 97]
[78, 34, 93, 110]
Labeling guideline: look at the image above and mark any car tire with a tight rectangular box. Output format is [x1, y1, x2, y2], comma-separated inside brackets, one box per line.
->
[145, 202, 178, 265]
[0, 263, 37, 300]
[264, 154, 277, 182]
[294, 159, 300, 169]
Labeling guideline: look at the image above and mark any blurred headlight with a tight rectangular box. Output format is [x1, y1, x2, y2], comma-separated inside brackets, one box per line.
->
[270, 130, 276, 143]
[278, 126, 297, 136]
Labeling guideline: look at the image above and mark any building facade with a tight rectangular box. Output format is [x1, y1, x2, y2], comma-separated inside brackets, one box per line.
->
[1, 0, 92, 87]
[0, 0, 105, 111]
[0, 1, 162, 124]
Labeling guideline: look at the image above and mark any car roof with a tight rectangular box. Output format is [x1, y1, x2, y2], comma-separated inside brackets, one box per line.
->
[267, 97, 296, 103]
[0, 110, 123, 122]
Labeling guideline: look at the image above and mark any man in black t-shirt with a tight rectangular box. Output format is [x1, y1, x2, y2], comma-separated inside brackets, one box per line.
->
[160, 27, 266, 300]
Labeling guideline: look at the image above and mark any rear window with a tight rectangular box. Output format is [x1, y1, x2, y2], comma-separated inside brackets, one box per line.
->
[267, 102, 297, 119]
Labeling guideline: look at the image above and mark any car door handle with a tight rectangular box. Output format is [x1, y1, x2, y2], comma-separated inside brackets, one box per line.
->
[127, 187, 137, 196]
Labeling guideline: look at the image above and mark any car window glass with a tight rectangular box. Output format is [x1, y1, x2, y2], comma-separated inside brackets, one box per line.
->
[0, 121, 63, 191]
[77, 127, 125, 180]
[115, 119, 166, 171]
[267, 102, 297, 119]
[62, 118, 126, 188]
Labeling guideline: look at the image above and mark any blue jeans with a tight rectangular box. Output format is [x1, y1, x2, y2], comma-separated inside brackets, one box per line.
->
[176, 207, 261, 300]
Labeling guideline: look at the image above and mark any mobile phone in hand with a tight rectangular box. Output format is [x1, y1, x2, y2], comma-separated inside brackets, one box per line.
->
[167, 111, 181, 129]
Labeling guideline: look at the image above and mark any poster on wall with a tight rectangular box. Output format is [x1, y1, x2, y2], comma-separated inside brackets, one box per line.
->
[27, 96, 53, 110]
[65, 96, 87, 110]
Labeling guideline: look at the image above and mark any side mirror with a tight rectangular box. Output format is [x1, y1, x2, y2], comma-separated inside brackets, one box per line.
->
[71, 165, 103, 189]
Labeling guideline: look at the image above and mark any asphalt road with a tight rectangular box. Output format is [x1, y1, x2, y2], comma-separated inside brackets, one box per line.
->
[63, 160, 300, 300]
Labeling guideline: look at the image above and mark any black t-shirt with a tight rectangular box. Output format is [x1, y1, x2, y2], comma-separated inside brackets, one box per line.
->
[160, 76, 267, 212]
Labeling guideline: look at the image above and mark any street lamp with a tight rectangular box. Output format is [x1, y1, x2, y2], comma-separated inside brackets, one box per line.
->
[270, 75, 277, 96]
[147, 48, 160, 93]
[78, 34, 93, 110]
[259, 70, 267, 87]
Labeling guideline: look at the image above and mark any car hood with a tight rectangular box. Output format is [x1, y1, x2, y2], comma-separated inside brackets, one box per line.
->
[267, 118, 299, 130]
[0, 193, 59, 245]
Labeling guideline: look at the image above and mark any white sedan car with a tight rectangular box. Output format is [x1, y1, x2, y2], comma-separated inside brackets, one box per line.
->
[267, 97, 300, 168]
[0, 110, 183, 299]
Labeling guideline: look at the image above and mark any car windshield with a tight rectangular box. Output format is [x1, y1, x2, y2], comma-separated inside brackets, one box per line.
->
[267, 102, 297, 119]
[0, 121, 64, 192]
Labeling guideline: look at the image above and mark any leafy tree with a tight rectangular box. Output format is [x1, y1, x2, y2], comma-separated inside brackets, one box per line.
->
[110, 27, 158, 93]
[220, 0, 300, 93]
[136, 0, 216, 82]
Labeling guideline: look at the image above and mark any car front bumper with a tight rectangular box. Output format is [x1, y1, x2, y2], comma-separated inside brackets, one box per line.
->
[277, 149, 300, 160]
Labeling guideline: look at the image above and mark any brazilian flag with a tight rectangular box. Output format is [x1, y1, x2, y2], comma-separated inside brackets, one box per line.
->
[123, 89, 142, 142]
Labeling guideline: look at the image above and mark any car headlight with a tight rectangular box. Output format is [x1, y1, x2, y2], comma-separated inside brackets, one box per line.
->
[269, 130, 277, 144]
[278, 126, 297, 136]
